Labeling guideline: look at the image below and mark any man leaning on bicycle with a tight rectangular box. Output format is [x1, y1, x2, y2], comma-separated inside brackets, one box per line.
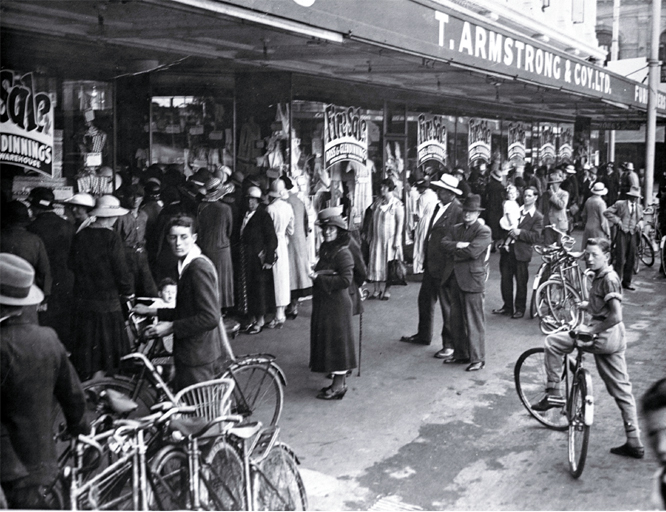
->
[532, 237, 645, 459]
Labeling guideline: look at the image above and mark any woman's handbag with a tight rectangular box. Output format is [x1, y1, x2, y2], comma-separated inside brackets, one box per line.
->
[387, 259, 407, 286]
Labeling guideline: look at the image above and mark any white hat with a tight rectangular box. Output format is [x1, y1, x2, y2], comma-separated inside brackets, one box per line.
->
[0, 253, 44, 306]
[63, 193, 96, 209]
[246, 186, 262, 199]
[430, 174, 462, 195]
[90, 195, 129, 218]
[590, 182, 608, 195]
[268, 179, 288, 199]
[565, 164, 576, 174]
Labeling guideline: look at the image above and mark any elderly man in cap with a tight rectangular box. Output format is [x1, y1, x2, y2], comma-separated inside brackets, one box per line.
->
[400, 175, 463, 359]
[440, 194, 492, 371]
[604, 185, 644, 291]
[1, 253, 87, 508]
[542, 169, 570, 245]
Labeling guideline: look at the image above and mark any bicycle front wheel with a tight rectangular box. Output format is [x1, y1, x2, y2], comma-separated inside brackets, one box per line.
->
[640, 233, 655, 267]
[203, 437, 246, 510]
[148, 446, 191, 510]
[514, 348, 568, 431]
[568, 369, 593, 479]
[226, 361, 284, 427]
[252, 443, 307, 511]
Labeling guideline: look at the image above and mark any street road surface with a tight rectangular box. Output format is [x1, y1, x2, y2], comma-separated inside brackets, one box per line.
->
[230, 242, 665, 510]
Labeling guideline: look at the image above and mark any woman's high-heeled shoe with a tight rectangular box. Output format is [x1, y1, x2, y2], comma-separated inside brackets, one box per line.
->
[316, 386, 347, 400]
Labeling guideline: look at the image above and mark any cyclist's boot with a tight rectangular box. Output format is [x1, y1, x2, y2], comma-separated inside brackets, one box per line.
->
[531, 394, 566, 411]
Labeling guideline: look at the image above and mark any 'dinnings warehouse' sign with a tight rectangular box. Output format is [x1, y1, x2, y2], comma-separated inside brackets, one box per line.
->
[0, 70, 55, 177]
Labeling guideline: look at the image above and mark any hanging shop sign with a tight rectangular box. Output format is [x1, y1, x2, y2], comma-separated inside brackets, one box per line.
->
[323, 104, 368, 167]
[557, 125, 574, 163]
[507, 122, 526, 168]
[468, 118, 491, 166]
[0, 70, 54, 177]
[417, 114, 447, 167]
[231, 0, 666, 113]
[538, 123, 556, 167]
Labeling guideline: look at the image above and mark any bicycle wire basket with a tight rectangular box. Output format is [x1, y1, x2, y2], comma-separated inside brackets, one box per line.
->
[173, 377, 235, 436]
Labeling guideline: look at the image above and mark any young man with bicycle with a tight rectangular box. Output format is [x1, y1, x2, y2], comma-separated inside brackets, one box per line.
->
[532, 237, 645, 459]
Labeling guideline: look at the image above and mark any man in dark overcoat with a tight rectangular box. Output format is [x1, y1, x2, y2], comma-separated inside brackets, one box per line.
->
[1, 253, 87, 509]
[400, 175, 463, 359]
[441, 194, 492, 372]
[133, 214, 228, 391]
[493, 186, 543, 318]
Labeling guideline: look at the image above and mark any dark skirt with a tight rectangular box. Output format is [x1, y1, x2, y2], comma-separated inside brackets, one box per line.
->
[205, 246, 234, 309]
[309, 289, 356, 373]
[70, 307, 130, 380]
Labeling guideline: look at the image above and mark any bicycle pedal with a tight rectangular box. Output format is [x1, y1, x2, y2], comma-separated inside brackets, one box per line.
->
[548, 396, 567, 407]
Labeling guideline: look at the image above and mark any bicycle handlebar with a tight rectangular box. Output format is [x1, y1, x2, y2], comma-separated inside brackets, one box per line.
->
[120, 352, 177, 402]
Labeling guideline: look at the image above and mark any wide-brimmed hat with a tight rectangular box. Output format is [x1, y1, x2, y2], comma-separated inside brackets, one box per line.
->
[231, 171, 245, 185]
[268, 179, 288, 199]
[490, 168, 503, 181]
[623, 162, 635, 171]
[202, 177, 225, 202]
[430, 174, 461, 195]
[626, 185, 642, 198]
[28, 187, 54, 209]
[190, 168, 212, 188]
[462, 194, 484, 212]
[0, 253, 44, 306]
[90, 195, 129, 218]
[590, 182, 608, 195]
[316, 207, 347, 230]
[548, 171, 564, 183]
[565, 164, 576, 174]
[246, 186, 262, 199]
[62, 193, 96, 209]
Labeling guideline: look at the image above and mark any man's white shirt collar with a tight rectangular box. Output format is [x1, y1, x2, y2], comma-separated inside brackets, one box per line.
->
[178, 244, 202, 276]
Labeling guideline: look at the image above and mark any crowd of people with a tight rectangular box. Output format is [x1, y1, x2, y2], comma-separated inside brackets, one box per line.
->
[1, 156, 665, 507]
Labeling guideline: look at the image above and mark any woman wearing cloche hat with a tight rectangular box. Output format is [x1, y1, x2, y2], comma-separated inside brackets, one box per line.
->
[309, 207, 357, 400]
[581, 181, 611, 250]
[68, 195, 134, 379]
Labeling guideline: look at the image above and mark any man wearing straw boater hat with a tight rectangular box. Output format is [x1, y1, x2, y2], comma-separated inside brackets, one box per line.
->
[440, 194, 492, 372]
[400, 174, 463, 360]
[604, 185, 644, 291]
[0, 253, 88, 509]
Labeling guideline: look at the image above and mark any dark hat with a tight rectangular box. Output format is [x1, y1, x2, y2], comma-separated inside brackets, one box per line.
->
[548, 170, 565, 183]
[462, 194, 484, 212]
[316, 207, 347, 230]
[489, 169, 503, 181]
[28, 187, 54, 209]
[281, 176, 294, 190]
[0, 253, 44, 306]
[190, 168, 212, 187]
[4, 200, 31, 225]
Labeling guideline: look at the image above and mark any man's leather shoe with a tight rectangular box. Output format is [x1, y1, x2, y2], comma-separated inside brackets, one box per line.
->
[531, 395, 565, 411]
[442, 357, 470, 364]
[610, 443, 644, 459]
[433, 348, 455, 359]
[622, 283, 636, 291]
[465, 361, 485, 372]
[400, 334, 430, 345]
[492, 307, 512, 315]
[511, 311, 525, 319]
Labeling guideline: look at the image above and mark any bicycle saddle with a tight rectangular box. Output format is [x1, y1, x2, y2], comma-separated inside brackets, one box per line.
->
[229, 421, 262, 440]
[168, 417, 211, 438]
[101, 388, 139, 414]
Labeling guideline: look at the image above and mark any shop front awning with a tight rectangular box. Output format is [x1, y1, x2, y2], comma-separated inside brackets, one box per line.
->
[2, 0, 663, 126]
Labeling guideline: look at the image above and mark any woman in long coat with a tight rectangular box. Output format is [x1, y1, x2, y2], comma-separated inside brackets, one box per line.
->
[309, 208, 356, 400]
[265, 180, 294, 328]
[197, 178, 235, 310]
[367, 178, 404, 300]
[412, 179, 438, 274]
[581, 182, 611, 249]
[69, 195, 133, 380]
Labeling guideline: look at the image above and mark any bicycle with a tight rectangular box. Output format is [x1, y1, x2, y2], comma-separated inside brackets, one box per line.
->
[514, 328, 596, 479]
[533, 226, 592, 334]
[635, 203, 657, 272]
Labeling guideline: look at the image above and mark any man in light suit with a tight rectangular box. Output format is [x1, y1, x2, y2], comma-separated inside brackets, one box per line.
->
[400, 174, 463, 359]
[604, 185, 644, 290]
[440, 194, 492, 371]
[542, 170, 569, 245]
[493, 186, 544, 318]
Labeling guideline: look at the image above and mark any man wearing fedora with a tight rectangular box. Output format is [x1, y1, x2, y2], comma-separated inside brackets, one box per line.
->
[400, 175, 463, 359]
[542, 170, 570, 245]
[441, 194, 492, 371]
[604, 185, 644, 290]
[1, 253, 87, 508]
[620, 162, 640, 201]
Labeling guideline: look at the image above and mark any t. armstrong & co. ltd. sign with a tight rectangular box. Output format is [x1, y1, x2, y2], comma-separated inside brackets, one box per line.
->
[324, 104, 368, 168]
[1, 70, 54, 176]
[417, 114, 447, 167]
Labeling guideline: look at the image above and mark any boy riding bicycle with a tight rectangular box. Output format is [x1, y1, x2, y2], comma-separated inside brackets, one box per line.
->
[532, 237, 645, 459]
